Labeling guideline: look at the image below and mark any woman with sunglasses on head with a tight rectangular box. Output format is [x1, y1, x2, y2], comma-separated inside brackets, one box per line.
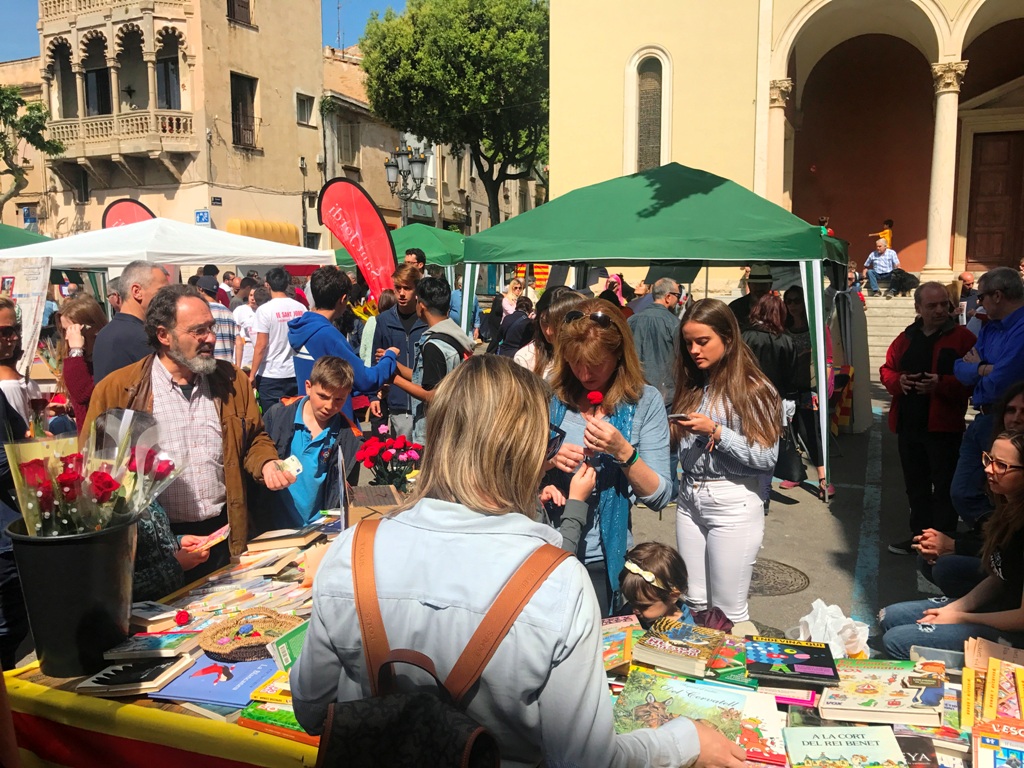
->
[292, 355, 745, 768]
[881, 431, 1024, 659]
[545, 298, 673, 616]
[671, 298, 782, 624]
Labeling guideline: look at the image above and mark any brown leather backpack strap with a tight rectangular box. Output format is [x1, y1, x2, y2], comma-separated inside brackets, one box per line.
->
[445, 544, 570, 706]
[351, 518, 390, 696]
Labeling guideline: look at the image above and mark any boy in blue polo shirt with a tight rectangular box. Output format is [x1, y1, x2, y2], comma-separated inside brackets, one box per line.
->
[258, 356, 362, 530]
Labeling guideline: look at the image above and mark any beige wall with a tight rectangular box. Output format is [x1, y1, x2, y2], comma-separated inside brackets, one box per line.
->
[0, 57, 48, 228]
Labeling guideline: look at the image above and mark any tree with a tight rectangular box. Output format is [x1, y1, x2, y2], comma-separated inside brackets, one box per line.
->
[361, 0, 548, 229]
[0, 85, 64, 220]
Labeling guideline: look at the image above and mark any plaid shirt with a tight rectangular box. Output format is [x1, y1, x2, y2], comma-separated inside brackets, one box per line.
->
[209, 301, 237, 363]
[151, 356, 225, 523]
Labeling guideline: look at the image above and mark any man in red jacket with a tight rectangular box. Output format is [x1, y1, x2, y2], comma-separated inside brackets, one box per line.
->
[880, 282, 976, 555]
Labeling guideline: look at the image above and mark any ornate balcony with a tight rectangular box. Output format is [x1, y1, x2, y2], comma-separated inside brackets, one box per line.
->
[49, 109, 196, 156]
[40, 0, 189, 22]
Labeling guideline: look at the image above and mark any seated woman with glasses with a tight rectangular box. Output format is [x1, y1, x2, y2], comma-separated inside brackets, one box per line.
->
[544, 298, 673, 616]
[880, 431, 1024, 659]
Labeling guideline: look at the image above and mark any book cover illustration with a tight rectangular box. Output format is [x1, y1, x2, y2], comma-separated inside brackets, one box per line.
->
[77, 655, 192, 696]
[994, 660, 1022, 721]
[819, 659, 945, 726]
[103, 632, 199, 660]
[613, 665, 746, 736]
[896, 734, 939, 768]
[783, 726, 909, 768]
[237, 700, 320, 747]
[251, 670, 292, 704]
[602, 615, 640, 673]
[745, 636, 839, 686]
[973, 727, 1024, 768]
[632, 619, 725, 675]
[739, 691, 787, 765]
[708, 635, 756, 688]
[150, 652, 278, 708]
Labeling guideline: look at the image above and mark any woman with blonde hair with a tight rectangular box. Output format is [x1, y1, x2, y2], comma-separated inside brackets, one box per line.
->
[501, 277, 525, 321]
[671, 298, 781, 623]
[54, 294, 108, 434]
[291, 355, 741, 767]
[545, 298, 673, 615]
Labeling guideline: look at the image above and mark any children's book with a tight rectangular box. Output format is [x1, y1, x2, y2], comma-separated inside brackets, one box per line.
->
[130, 600, 178, 632]
[744, 636, 839, 688]
[103, 632, 199, 660]
[973, 724, 1024, 768]
[188, 523, 230, 553]
[149, 652, 278, 708]
[178, 702, 242, 722]
[896, 733, 940, 768]
[77, 655, 194, 697]
[602, 615, 641, 674]
[613, 665, 746, 736]
[783, 726, 909, 768]
[266, 621, 308, 673]
[983, 658, 1023, 722]
[760, 684, 817, 708]
[966, 637, 1024, 673]
[631, 618, 725, 678]
[739, 690, 787, 765]
[237, 701, 319, 747]
[246, 521, 327, 552]
[250, 670, 292, 705]
[787, 704, 842, 728]
[707, 635, 757, 689]
[818, 658, 946, 727]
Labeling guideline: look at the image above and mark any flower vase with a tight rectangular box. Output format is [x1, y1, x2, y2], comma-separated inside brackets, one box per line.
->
[6, 514, 138, 677]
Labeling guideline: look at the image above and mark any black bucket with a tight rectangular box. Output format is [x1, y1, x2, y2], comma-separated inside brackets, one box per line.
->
[7, 516, 138, 677]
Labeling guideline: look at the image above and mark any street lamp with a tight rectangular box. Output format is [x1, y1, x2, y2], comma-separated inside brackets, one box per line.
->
[385, 144, 428, 225]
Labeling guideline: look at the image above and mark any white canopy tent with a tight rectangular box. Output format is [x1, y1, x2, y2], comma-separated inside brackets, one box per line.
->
[0, 218, 332, 268]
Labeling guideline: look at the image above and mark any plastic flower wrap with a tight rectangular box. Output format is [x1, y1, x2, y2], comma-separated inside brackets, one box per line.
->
[351, 298, 379, 323]
[4, 409, 185, 537]
[354, 425, 422, 493]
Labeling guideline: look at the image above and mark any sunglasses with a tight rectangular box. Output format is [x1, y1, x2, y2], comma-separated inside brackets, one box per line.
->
[563, 310, 613, 328]
[982, 451, 1024, 477]
[546, 424, 566, 462]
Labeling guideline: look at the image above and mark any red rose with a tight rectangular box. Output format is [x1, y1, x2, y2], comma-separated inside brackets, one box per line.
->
[411, 442, 424, 452]
[34, 482, 55, 513]
[354, 447, 366, 462]
[61, 453, 84, 474]
[153, 459, 175, 481]
[363, 459, 374, 469]
[19, 459, 50, 488]
[385, 438, 395, 449]
[128, 449, 157, 475]
[88, 471, 120, 504]
[56, 469, 84, 501]
[365, 442, 383, 458]
[381, 449, 395, 462]
[586, 391, 604, 406]
[394, 435, 408, 451]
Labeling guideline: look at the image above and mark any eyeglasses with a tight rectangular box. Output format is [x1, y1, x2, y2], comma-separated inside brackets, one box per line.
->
[511, 286, 523, 292]
[546, 424, 566, 462]
[668, 292, 682, 299]
[180, 324, 216, 340]
[977, 291, 993, 303]
[0, 326, 20, 339]
[563, 310, 613, 328]
[982, 451, 1024, 476]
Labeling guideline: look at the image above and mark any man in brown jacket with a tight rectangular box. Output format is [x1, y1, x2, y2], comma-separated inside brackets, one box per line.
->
[85, 284, 294, 575]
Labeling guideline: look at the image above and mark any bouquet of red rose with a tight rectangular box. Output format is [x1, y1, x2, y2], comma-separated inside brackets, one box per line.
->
[355, 425, 423, 493]
[5, 409, 185, 537]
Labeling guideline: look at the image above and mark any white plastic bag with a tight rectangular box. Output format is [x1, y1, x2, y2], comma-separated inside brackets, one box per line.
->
[798, 598, 870, 659]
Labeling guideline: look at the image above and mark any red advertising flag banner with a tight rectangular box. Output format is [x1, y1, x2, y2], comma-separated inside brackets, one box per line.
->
[101, 199, 156, 228]
[317, 178, 395, 298]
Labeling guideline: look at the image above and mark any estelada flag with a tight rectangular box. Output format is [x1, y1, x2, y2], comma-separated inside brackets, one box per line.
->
[317, 178, 395, 299]
[102, 199, 156, 228]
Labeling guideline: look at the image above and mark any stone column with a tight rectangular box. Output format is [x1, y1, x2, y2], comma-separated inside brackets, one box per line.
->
[767, 78, 793, 207]
[106, 58, 119, 116]
[144, 52, 157, 110]
[40, 69, 53, 117]
[923, 61, 968, 279]
[73, 63, 86, 119]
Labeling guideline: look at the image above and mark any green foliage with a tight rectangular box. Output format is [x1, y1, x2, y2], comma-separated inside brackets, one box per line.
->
[0, 85, 64, 216]
[360, 0, 548, 224]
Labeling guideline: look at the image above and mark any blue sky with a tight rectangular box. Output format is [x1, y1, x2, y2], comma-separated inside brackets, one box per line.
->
[0, 0, 404, 62]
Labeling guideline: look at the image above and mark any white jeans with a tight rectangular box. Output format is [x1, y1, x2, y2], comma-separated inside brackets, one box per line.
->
[676, 476, 764, 622]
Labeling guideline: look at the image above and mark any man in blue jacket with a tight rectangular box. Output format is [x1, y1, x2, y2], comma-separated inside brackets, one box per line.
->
[369, 264, 427, 439]
[288, 266, 400, 422]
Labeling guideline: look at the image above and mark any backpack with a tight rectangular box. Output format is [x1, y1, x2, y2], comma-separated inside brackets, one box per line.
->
[314, 518, 570, 768]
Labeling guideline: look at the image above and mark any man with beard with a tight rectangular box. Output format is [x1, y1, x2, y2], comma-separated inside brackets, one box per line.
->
[85, 284, 293, 576]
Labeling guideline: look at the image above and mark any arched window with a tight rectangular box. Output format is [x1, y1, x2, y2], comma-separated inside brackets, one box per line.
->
[623, 46, 672, 174]
[637, 57, 662, 171]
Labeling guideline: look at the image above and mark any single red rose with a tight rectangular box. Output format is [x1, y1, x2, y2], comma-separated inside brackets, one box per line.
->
[381, 449, 395, 462]
[88, 471, 120, 504]
[586, 391, 604, 406]
[153, 459, 175, 481]
[362, 458, 374, 469]
[385, 438, 395, 449]
[394, 435, 408, 450]
[411, 442, 424, 452]
[19, 459, 49, 488]
[175, 610, 190, 626]
[366, 442, 383, 458]
[34, 482, 55, 513]
[61, 453, 84, 474]
[56, 469, 84, 501]
[354, 447, 366, 462]
[128, 449, 157, 475]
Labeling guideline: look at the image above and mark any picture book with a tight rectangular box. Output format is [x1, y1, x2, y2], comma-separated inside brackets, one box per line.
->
[966, 637, 1024, 673]
[892, 725, 970, 755]
[744, 636, 839, 688]
[760, 685, 817, 708]
[130, 600, 178, 632]
[77, 655, 194, 697]
[188, 523, 230, 553]
[149, 652, 278, 708]
[631, 619, 725, 678]
[266, 621, 308, 673]
[246, 520, 327, 552]
[237, 700, 319, 747]
[251, 670, 292, 705]
[103, 632, 199, 660]
[896, 734, 940, 768]
[602, 615, 640, 673]
[982, 658, 1023, 722]
[787, 704, 842, 728]
[739, 690, 787, 765]
[963, 668, 977, 729]
[178, 702, 242, 722]
[613, 665, 747, 736]
[818, 658, 946, 727]
[783, 726, 909, 768]
[707, 635, 757, 689]
[973, 724, 1024, 768]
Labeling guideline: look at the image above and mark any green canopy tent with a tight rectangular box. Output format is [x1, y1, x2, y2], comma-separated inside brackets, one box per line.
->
[335, 222, 465, 278]
[462, 162, 849, 480]
[0, 223, 49, 249]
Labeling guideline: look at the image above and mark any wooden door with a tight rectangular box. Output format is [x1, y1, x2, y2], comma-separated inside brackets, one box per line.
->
[967, 131, 1024, 272]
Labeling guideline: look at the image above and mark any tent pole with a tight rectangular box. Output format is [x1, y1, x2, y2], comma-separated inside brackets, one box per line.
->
[461, 263, 479, 338]
[704, 267, 709, 299]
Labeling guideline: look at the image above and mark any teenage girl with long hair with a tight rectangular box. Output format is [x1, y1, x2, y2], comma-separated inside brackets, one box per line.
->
[514, 286, 585, 377]
[671, 299, 782, 623]
[881, 430, 1024, 658]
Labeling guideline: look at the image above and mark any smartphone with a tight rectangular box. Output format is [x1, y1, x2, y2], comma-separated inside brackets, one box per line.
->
[667, 413, 690, 420]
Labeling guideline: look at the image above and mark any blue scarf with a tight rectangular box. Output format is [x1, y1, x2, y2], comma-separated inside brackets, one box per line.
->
[550, 396, 635, 614]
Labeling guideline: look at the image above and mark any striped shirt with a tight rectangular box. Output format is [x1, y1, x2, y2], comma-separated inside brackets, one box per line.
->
[150, 356, 225, 523]
[864, 248, 900, 274]
[209, 302, 237, 363]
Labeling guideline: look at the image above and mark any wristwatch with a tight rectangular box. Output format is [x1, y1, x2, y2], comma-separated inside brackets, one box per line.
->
[67, 348, 84, 358]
